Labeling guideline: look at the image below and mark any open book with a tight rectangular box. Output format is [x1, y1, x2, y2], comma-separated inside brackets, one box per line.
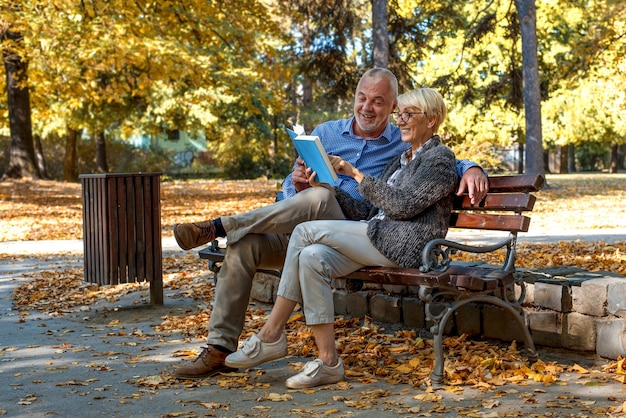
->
[286, 125, 338, 184]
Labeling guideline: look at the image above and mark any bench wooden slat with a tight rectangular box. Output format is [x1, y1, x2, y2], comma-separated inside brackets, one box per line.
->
[451, 212, 531, 232]
[447, 266, 514, 290]
[347, 267, 450, 288]
[485, 174, 545, 193]
[455, 193, 536, 211]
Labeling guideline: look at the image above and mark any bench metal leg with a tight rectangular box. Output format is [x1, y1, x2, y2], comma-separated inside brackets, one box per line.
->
[423, 291, 537, 384]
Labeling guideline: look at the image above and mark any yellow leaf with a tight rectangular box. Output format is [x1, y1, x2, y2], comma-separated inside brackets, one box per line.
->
[570, 363, 589, 374]
[615, 358, 626, 375]
[264, 393, 293, 402]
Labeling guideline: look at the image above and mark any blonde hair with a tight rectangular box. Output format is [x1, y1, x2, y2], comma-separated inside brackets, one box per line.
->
[397, 88, 447, 132]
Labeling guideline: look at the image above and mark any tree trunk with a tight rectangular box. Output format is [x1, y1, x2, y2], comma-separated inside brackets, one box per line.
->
[371, 0, 389, 68]
[618, 144, 625, 172]
[568, 143, 576, 172]
[63, 128, 79, 181]
[94, 131, 108, 173]
[559, 145, 568, 173]
[609, 142, 618, 173]
[543, 149, 551, 174]
[1, 29, 38, 180]
[514, 0, 544, 176]
[34, 134, 50, 179]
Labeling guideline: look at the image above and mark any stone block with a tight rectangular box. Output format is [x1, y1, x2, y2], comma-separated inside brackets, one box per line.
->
[382, 284, 407, 294]
[607, 277, 626, 316]
[572, 279, 609, 317]
[595, 318, 626, 359]
[331, 277, 347, 291]
[406, 285, 421, 296]
[517, 280, 534, 305]
[517, 283, 535, 305]
[483, 305, 527, 343]
[363, 282, 383, 290]
[454, 303, 481, 337]
[561, 312, 596, 351]
[370, 293, 402, 324]
[251, 272, 278, 304]
[402, 297, 425, 329]
[534, 282, 572, 312]
[346, 291, 369, 319]
[527, 310, 563, 348]
[333, 290, 348, 316]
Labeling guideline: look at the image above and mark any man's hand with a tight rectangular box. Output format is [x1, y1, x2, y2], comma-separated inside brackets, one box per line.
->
[291, 158, 311, 193]
[457, 166, 488, 206]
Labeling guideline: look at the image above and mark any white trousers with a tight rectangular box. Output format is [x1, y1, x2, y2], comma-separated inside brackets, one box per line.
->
[277, 220, 399, 325]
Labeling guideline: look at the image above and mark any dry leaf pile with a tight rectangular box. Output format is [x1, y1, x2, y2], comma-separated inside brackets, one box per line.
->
[455, 241, 626, 275]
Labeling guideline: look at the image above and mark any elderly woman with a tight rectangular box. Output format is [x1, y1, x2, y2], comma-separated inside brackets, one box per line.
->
[225, 88, 459, 389]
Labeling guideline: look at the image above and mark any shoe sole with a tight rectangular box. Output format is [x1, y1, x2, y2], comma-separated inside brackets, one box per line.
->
[285, 374, 344, 389]
[174, 365, 236, 380]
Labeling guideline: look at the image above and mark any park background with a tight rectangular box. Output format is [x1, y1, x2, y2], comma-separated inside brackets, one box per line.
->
[1, 3, 626, 415]
[0, 1, 625, 180]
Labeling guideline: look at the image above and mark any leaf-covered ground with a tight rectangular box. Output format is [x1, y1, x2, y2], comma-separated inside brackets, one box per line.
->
[2, 174, 626, 415]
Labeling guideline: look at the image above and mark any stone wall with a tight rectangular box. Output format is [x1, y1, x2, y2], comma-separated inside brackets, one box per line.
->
[248, 265, 626, 360]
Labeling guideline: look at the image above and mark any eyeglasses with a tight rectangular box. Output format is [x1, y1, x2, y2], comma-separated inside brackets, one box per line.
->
[392, 111, 426, 123]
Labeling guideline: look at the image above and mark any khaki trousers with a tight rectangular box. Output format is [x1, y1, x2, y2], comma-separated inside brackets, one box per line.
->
[206, 187, 345, 351]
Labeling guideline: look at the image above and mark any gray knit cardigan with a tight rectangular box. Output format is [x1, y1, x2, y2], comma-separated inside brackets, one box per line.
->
[334, 135, 458, 268]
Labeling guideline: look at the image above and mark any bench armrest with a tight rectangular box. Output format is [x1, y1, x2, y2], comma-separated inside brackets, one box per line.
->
[420, 234, 517, 273]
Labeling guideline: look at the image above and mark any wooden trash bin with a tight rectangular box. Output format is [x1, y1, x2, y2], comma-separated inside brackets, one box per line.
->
[79, 173, 163, 305]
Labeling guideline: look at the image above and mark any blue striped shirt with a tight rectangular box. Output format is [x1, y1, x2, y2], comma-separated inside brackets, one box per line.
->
[281, 117, 478, 200]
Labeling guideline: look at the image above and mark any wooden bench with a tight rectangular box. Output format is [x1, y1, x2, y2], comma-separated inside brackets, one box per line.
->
[199, 174, 545, 383]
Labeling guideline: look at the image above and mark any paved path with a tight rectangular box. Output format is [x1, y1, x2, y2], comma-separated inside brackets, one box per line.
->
[2, 226, 625, 256]
[1, 233, 625, 417]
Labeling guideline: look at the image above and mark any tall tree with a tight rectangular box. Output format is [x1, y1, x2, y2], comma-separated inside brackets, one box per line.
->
[514, 0, 544, 176]
[1, 28, 39, 179]
[372, 0, 389, 68]
[93, 131, 108, 173]
[63, 128, 78, 181]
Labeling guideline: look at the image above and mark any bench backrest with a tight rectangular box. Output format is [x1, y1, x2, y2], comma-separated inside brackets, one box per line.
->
[450, 174, 545, 233]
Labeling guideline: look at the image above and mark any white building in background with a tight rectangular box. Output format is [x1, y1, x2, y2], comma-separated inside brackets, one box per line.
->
[129, 130, 217, 175]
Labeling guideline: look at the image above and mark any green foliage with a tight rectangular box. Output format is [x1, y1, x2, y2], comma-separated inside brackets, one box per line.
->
[574, 141, 611, 172]
[1, 0, 625, 179]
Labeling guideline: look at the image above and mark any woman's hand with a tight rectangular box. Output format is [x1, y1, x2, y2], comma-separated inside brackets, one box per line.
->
[328, 155, 364, 183]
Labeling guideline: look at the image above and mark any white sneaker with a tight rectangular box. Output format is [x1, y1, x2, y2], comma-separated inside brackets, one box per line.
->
[225, 334, 288, 368]
[285, 358, 345, 389]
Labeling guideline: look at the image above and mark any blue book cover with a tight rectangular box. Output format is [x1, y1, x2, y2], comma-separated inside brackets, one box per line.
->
[287, 125, 338, 184]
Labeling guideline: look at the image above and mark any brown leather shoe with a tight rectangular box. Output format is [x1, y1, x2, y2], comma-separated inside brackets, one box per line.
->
[174, 346, 236, 380]
[173, 221, 216, 250]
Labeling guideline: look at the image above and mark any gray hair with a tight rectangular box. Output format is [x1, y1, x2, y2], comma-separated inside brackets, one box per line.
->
[358, 67, 399, 99]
